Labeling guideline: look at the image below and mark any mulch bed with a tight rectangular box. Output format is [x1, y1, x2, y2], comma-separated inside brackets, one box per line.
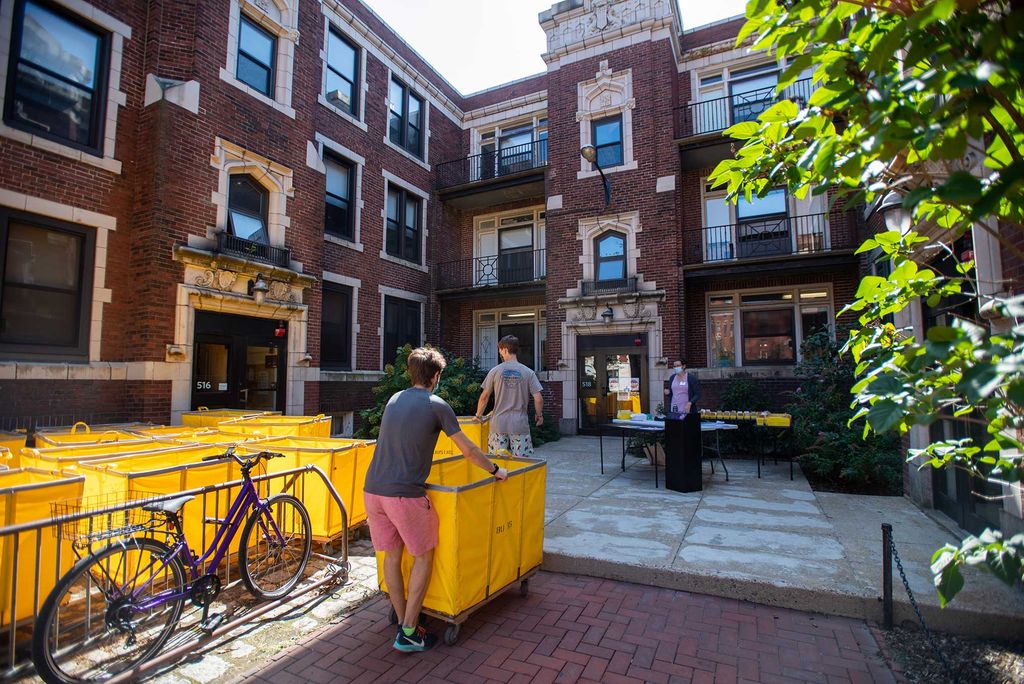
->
[880, 625, 1024, 683]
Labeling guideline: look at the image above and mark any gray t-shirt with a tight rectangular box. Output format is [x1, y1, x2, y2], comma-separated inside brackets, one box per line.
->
[363, 387, 461, 497]
[483, 360, 542, 435]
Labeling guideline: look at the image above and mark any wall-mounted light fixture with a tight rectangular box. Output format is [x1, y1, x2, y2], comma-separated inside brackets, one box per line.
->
[876, 191, 911, 234]
[580, 145, 612, 207]
[248, 273, 269, 305]
[601, 305, 614, 324]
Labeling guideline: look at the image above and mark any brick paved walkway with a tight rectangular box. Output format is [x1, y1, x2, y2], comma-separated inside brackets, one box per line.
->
[240, 572, 898, 684]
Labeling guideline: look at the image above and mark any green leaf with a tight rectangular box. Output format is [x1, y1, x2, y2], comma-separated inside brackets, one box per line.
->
[867, 400, 904, 433]
[936, 171, 983, 204]
[926, 326, 958, 343]
[934, 558, 964, 608]
[724, 121, 761, 139]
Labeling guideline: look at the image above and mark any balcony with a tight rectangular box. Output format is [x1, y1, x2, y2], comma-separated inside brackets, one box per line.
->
[434, 249, 546, 294]
[581, 276, 639, 297]
[215, 232, 291, 268]
[436, 140, 548, 209]
[701, 213, 831, 263]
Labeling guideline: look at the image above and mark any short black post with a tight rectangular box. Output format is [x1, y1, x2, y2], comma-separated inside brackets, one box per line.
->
[882, 523, 893, 630]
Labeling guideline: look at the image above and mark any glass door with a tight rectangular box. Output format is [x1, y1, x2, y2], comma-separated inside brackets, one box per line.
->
[193, 334, 236, 408]
[576, 335, 649, 434]
[192, 312, 287, 412]
[498, 225, 533, 283]
[242, 340, 283, 411]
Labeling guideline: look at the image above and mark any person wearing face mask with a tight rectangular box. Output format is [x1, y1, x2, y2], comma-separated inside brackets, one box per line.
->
[664, 361, 701, 417]
[364, 347, 509, 653]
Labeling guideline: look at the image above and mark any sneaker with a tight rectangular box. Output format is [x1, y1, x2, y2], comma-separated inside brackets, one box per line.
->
[393, 625, 438, 653]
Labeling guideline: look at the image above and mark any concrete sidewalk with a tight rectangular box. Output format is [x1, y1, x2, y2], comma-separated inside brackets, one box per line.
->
[537, 436, 1024, 640]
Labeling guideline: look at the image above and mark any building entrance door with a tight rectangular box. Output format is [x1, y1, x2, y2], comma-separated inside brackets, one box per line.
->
[191, 312, 287, 412]
[577, 334, 648, 434]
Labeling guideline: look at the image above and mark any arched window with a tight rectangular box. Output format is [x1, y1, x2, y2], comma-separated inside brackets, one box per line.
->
[228, 175, 269, 244]
[595, 231, 626, 284]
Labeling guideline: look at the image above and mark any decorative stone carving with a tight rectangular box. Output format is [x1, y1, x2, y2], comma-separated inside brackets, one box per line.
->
[268, 280, 297, 303]
[192, 269, 238, 292]
[545, 0, 672, 53]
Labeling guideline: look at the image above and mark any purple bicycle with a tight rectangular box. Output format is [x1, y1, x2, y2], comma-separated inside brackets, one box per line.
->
[31, 448, 312, 684]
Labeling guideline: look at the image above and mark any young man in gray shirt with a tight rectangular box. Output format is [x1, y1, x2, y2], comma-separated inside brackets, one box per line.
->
[475, 335, 544, 457]
[364, 347, 508, 652]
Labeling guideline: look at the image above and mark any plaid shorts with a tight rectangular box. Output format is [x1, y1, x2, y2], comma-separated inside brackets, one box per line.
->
[488, 432, 534, 458]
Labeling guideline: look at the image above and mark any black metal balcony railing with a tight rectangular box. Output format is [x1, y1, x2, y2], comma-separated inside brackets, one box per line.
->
[216, 232, 291, 268]
[675, 78, 814, 140]
[702, 212, 829, 262]
[581, 276, 639, 296]
[436, 139, 548, 190]
[434, 248, 546, 291]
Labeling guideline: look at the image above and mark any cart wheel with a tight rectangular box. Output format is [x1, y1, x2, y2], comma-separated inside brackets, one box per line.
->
[443, 624, 460, 646]
[388, 607, 398, 625]
[519, 579, 529, 596]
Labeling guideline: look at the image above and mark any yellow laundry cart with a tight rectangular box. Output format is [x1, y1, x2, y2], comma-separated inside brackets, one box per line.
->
[180, 408, 280, 428]
[377, 455, 546, 645]
[0, 468, 86, 626]
[218, 414, 332, 438]
[432, 417, 490, 460]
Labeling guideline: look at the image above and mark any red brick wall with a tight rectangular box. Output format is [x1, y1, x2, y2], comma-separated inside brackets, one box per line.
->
[439, 294, 547, 363]
[0, 380, 168, 428]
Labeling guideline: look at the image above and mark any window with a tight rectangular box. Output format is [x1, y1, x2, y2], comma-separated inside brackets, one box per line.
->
[383, 296, 420, 366]
[592, 115, 623, 167]
[388, 77, 424, 157]
[385, 186, 421, 264]
[324, 154, 354, 240]
[0, 208, 94, 359]
[729, 63, 778, 124]
[4, 0, 109, 152]
[498, 225, 534, 283]
[595, 231, 626, 283]
[736, 187, 788, 259]
[237, 15, 275, 96]
[325, 29, 358, 115]
[228, 175, 269, 244]
[708, 286, 833, 367]
[321, 283, 352, 370]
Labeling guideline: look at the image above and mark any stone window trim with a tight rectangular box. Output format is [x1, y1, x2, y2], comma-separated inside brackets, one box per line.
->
[473, 306, 547, 372]
[0, 188, 116, 364]
[322, 270, 361, 372]
[574, 211, 647, 292]
[0, 0, 130, 174]
[219, 0, 298, 119]
[308, 134, 365, 253]
[210, 137, 293, 249]
[377, 284, 426, 370]
[317, 16, 368, 131]
[379, 169, 429, 273]
[382, 68, 431, 171]
[576, 61, 637, 180]
[705, 284, 835, 368]
[472, 206, 546, 262]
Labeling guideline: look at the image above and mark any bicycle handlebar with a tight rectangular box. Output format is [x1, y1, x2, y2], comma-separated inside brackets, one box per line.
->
[201, 447, 285, 468]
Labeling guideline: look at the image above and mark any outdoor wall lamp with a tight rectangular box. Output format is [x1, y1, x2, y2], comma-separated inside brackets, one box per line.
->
[248, 273, 269, 305]
[877, 191, 912, 234]
[601, 305, 615, 324]
[580, 145, 612, 207]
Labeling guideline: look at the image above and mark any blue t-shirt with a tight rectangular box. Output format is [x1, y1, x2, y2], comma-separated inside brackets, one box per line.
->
[363, 387, 461, 497]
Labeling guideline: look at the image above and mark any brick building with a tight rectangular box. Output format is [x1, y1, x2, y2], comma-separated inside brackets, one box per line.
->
[0, 0, 862, 435]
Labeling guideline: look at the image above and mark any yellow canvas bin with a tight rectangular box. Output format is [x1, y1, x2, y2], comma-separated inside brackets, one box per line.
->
[180, 408, 281, 428]
[218, 414, 332, 438]
[433, 417, 490, 460]
[0, 468, 86, 625]
[0, 432, 24, 467]
[377, 455, 546, 623]
[75, 449, 240, 556]
[765, 413, 792, 428]
[34, 422, 154, 445]
[236, 436, 375, 538]
[18, 438, 165, 471]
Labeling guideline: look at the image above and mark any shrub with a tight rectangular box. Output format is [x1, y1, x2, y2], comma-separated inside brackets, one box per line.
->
[787, 332, 903, 494]
[529, 407, 561, 448]
[717, 373, 772, 455]
[356, 345, 486, 440]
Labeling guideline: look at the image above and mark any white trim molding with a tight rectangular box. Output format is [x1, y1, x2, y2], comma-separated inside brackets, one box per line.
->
[576, 61, 637, 179]
[322, 270, 362, 371]
[0, 0, 130, 173]
[208, 137, 294, 249]
[377, 284, 428, 370]
[379, 169, 430, 273]
[313, 134, 365, 253]
[317, 12, 369, 131]
[219, 0, 299, 119]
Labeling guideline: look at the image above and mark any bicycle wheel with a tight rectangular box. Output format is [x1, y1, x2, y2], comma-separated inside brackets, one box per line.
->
[238, 494, 312, 600]
[32, 537, 186, 684]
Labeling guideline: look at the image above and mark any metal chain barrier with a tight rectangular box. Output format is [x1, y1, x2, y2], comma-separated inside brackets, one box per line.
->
[883, 523, 958, 683]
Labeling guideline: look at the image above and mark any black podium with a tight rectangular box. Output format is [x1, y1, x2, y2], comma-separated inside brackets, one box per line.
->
[664, 413, 702, 492]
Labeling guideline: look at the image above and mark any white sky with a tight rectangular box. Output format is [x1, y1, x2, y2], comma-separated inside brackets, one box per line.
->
[362, 0, 750, 94]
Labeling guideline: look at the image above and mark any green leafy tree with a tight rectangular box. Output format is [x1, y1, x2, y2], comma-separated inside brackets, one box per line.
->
[710, 0, 1024, 605]
[356, 345, 486, 439]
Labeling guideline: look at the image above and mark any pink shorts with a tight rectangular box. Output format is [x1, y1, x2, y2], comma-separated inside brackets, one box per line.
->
[364, 491, 439, 557]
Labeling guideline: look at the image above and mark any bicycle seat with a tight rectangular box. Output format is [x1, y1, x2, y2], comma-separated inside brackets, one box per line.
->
[142, 495, 195, 515]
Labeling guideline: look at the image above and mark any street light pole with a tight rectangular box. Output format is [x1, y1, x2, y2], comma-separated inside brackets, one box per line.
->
[580, 145, 611, 207]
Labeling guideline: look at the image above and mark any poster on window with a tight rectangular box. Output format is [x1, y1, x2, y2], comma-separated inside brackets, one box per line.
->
[629, 378, 640, 392]
[609, 378, 620, 392]
[617, 392, 630, 401]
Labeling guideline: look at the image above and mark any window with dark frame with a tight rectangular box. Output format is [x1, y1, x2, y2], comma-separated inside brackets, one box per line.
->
[741, 308, 795, 365]
[595, 231, 626, 284]
[3, 0, 109, 153]
[237, 14, 275, 96]
[0, 208, 94, 360]
[324, 153, 354, 241]
[388, 77, 424, 158]
[591, 114, 623, 168]
[321, 283, 352, 370]
[383, 296, 420, 366]
[385, 185, 421, 264]
[228, 175, 270, 244]
[325, 28, 358, 115]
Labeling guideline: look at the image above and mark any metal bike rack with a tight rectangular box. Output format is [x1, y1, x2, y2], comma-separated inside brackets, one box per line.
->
[0, 463, 351, 680]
